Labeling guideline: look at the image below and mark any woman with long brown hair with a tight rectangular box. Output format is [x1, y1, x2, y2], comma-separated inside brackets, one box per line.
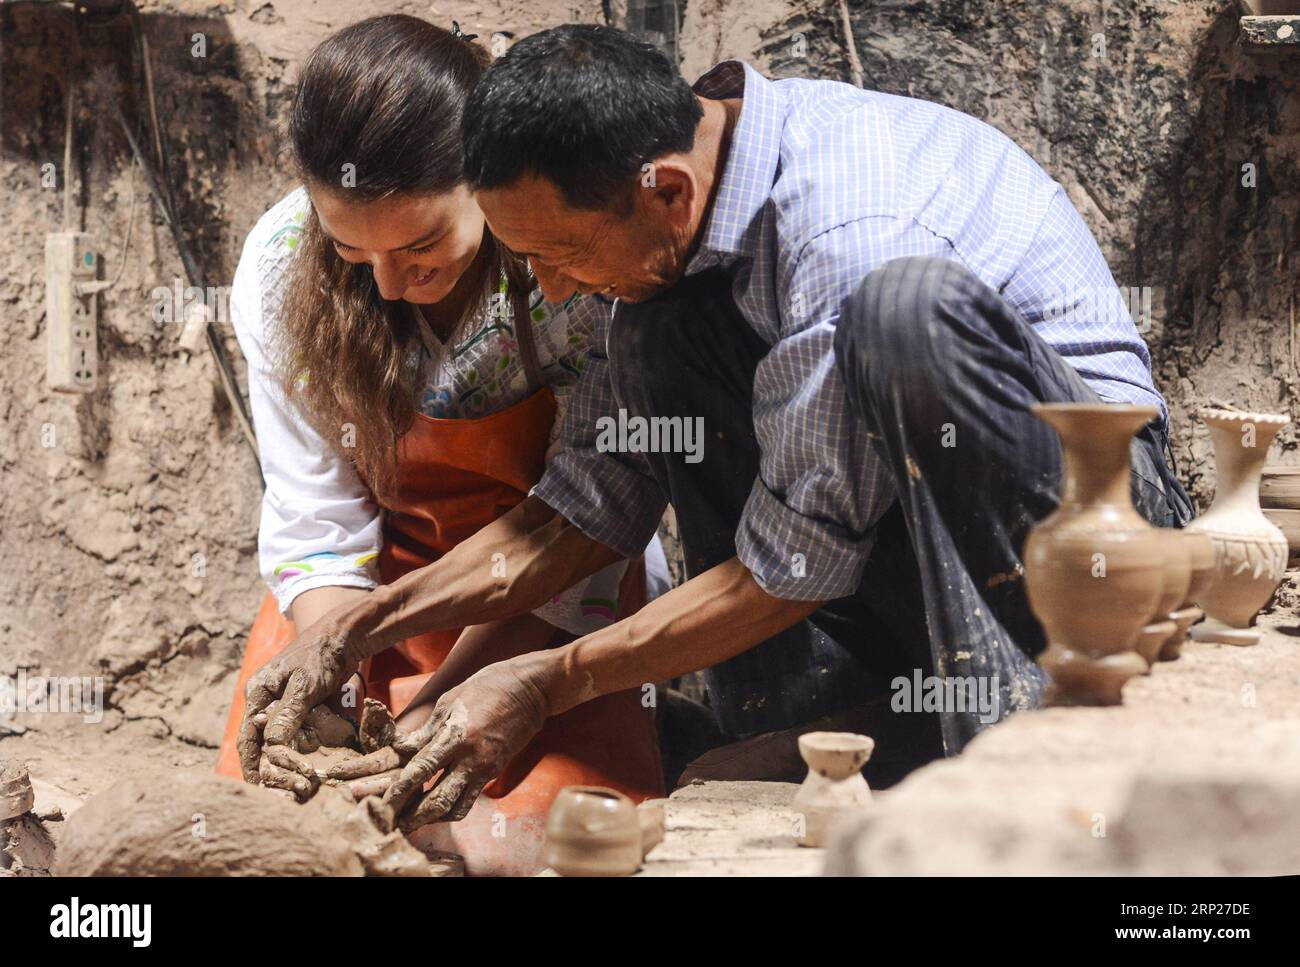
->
[215, 15, 664, 875]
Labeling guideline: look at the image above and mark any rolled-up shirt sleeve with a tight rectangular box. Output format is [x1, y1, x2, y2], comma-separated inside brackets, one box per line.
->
[230, 209, 383, 614]
[736, 216, 955, 600]
[531, 295, 667, 559]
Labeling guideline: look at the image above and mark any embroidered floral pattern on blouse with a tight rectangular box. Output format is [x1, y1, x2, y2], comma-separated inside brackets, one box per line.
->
[265, 206, 306, 252]
[414, 276, 575, 420]
[251, 193, 597, 587]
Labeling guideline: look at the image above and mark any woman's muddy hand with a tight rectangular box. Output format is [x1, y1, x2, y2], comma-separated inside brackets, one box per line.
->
[236, 622, 360, 783]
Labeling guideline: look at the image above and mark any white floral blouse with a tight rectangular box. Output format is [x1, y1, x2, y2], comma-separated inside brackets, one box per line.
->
[230, 187, 627, 634]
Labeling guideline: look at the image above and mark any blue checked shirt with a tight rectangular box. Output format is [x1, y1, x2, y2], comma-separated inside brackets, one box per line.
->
[533, 60, 1165, 602]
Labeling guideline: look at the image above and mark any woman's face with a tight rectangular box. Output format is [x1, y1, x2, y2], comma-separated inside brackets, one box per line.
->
[311, 184, 486, 304]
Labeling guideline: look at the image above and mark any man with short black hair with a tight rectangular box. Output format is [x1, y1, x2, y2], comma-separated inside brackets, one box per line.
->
[242, 24, 1191, 825]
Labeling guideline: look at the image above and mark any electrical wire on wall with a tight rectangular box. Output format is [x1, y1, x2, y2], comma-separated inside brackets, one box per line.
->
[61, 7, 137, 294]
[59, 0, 261, 462]
[61, 13, 77, 231]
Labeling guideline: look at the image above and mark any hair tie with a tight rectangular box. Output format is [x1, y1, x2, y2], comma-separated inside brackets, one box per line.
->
[451, 21, 479, 42]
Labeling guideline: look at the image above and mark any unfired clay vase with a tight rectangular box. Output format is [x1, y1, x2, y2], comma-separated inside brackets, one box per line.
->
[1024, 404, 1164, 705]
[1160, 531, 1217, 661]
[1134, 528, 1190, 670]
[1185, 408, 1291, 646]
[543, 786, 662, 876]
[791, 731, 874, 848]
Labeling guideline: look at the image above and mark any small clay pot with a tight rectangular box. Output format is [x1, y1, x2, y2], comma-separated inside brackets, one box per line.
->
[1185, 409, 1291, 645]
[791, 731, 874, 848]
[1135, 529, 1192, 669]
[1183, 530, 1219, 606]
[1135, 620, 1177, 669]
[1159, 531, 1216, 661]
[1024, 404, 1165, 704]
[543, 786, 660, 877]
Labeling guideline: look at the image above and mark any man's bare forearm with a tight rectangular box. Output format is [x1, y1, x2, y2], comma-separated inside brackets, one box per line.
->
[540, 556, 823, 715]
[336, 495, 623, 660]
[395, 612, 561, 732]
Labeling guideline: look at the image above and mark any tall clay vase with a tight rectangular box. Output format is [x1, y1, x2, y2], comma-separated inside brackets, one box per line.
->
[1024, 404, 1164, 705]
[791, 732, 874, 848]
[1185, 408, 1291, 646]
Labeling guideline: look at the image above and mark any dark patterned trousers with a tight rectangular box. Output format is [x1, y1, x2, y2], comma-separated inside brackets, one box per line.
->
[608, 257, 1192, 758]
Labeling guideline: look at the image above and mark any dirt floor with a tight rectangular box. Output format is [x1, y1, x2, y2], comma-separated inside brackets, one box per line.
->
[5, 579, 1297, 875]
[830, 605, 1300, 875]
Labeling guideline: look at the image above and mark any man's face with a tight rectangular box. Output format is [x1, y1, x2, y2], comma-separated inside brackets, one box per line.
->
[476, 173, 695, 304]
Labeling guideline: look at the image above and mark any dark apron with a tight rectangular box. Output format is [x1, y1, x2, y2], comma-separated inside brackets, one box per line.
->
[606, 269, 896, 738]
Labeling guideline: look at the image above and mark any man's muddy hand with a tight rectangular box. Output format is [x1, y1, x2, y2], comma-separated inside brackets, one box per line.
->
[310, 696, 404, 798]
[380, 654, 556, 831]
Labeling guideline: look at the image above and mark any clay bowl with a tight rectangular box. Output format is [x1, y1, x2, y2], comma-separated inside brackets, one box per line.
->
[543, 786, 644, 877]
[798, 731, 875, 780]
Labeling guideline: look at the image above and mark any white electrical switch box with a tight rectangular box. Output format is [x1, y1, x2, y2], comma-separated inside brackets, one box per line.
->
[45, 231, 99, 393]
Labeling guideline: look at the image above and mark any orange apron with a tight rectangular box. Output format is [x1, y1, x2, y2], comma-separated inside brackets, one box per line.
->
[216, 301, 663, 876]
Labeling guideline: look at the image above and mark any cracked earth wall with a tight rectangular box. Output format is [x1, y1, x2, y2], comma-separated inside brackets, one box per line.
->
[0, 0, 1296, 750]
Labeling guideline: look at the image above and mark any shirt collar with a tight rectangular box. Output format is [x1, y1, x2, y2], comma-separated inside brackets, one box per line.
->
[686, 61, 783, 274]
